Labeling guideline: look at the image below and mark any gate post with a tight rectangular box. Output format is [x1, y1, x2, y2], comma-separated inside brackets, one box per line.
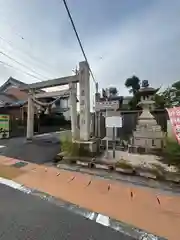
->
[27, 94, 34, 140]
[79, 61, 90, 141]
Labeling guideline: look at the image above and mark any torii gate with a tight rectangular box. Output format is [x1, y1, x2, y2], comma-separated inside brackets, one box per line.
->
[21, 61, 90, 142]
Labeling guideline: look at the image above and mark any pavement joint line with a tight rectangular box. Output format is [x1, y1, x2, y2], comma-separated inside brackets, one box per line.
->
[0, 176, 166, 240]
[86, 180, 92, 186]
[157, 197, 161, 205]
[130, 190, 134, 199]
[68, 176, 75, 183]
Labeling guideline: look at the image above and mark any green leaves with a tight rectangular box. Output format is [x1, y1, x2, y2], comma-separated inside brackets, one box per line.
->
[124, 77, 180, 109]
[125, 75, 140, 95]
[159, 81, 180, 107]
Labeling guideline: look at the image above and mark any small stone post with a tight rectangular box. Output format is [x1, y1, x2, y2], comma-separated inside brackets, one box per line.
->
[27, 94, 34, 140]
[69, 82, 78, 140]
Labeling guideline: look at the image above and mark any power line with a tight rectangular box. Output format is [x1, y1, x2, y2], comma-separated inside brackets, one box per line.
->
[0, 35, 58, 77]
[0, 51, 47, 80]
[0, 60, 42, 81]
[61, 0, 96, 84]
[0, 18, 25, 41]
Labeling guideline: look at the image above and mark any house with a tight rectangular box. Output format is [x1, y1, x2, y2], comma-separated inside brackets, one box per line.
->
[0, 77, 73, 121]
[0, 77, 29, 100]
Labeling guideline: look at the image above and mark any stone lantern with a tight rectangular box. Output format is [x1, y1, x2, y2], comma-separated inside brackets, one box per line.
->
[132, 80, 165, 152]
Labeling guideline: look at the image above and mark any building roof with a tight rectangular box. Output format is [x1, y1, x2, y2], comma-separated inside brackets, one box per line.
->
[0, 77, 45, 93]
[4, 87, 29, 101]
[0, 93, 18, 104]
[8, 100, 27, 107]
[0, 77, 27, 92]
[122, 96, 132, 104]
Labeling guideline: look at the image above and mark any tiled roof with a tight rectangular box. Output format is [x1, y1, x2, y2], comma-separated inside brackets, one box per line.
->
[0, 77, 27, 92]
[8, 100, 27, 107]
[0, 93, 18, 103]
[0, 77, 45, 93]
[5, 87, 28, 101]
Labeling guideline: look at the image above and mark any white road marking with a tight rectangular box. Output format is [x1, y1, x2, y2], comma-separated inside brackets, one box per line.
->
[96, 214, 110, 226]
[87, 212, 96, 220]
[0, 145, 6, 148]
[0, 177, 31, 193]
[0, 177, 161, 239]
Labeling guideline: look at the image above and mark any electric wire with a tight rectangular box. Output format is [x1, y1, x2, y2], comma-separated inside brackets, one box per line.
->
[0, 35, 58, 77]
[61, 0, 96, 84]
[0, 60, 43, 81]
[0, 51, 48, 80]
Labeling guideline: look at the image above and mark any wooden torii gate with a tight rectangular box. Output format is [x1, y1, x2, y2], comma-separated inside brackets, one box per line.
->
[21, 61, 90, 142]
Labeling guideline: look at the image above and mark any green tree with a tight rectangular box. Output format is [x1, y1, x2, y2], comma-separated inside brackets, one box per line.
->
[109, 87, 118, 96]
[154, 93, 165, 109]
[125, 75, 140, 95]
[159, 81, 180, 107]
[125, 76, 165, 110]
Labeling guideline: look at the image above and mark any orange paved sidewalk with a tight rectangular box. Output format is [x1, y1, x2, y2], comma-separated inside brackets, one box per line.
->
[0, 156, 179, 240]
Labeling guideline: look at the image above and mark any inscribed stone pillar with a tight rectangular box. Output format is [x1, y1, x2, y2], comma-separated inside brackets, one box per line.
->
[27, 95, 34, 140]
[98, 112, 102, 138]
[90, 112, 95, 137]
[95, 112, 99, 138]
[69, 82, 78, 140]
[79, 61, 90, 141]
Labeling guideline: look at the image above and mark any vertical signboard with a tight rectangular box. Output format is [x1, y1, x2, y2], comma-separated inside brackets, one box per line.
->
[0, 114, 9, 139]
[166, 107, 180, 144]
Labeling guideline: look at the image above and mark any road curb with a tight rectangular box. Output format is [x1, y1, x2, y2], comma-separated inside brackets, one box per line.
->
[0, 177, 166, 240]
[57, 161, 180, 184]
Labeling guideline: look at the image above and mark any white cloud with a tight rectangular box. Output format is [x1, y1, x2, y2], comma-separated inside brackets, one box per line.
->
[88, 0, 180, 95]
[0, 0, 179, 100]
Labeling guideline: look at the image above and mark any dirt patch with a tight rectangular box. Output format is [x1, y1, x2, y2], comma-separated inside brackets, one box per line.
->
[0, 164, 25, 179]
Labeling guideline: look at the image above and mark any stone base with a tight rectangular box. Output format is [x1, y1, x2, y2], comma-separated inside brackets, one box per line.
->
[26, 138, 33, 142]
[128, 145, 163, 154]
[74, 138, 100, 157]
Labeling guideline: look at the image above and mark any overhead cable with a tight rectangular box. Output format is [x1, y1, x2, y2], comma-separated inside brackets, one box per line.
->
[0, 51, 47, 80]
[0, 60, 43, 81]
[61, 0, 96, 84]
[0, 35, 58, 77]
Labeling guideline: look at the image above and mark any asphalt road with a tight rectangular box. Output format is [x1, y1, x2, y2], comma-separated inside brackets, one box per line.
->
[0, 184, 134, 240]
[0, 133, 60, 164]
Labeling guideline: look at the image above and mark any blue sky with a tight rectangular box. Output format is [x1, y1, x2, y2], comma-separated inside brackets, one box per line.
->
[0, 0, 180, 96]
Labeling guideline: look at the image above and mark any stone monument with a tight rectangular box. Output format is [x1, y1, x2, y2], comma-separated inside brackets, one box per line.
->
[132, 80, 165, 152]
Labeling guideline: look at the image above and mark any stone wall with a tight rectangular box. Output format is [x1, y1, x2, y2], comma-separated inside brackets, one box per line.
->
[100, 109, 167, 141]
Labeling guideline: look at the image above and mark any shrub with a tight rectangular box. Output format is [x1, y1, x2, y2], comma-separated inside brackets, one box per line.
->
[116, 160, 133, 169]
[164, 138, 180, 155]
[61, 138, 79, 157]
[61, 138, 91, 157]
[162, 137, 180, 167]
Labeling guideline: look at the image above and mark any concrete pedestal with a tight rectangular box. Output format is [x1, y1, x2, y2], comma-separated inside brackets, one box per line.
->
[74, 139, 100, 157]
